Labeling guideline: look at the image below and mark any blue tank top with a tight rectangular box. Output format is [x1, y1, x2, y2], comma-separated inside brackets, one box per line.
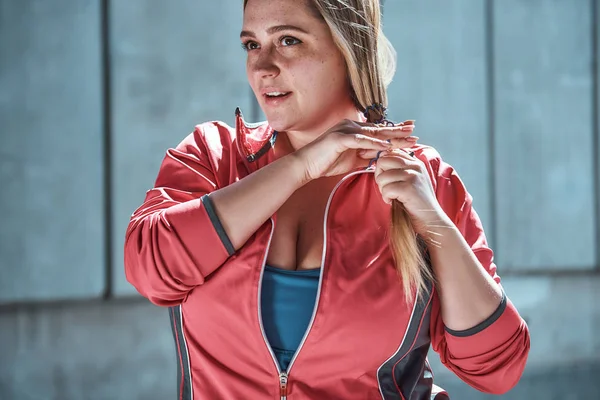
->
[260, 265, 321, 371]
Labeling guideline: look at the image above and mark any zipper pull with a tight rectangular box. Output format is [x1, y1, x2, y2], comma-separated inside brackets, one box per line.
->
[279, 372, 288, 400]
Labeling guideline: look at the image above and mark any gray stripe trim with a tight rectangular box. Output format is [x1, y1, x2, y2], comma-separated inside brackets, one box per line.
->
[445, 290, 507, 337]
[169, 305, 193, 400]
[201, 194, 235, 256]
[378, 278, 435, 400]
[168, 307, 183, 398]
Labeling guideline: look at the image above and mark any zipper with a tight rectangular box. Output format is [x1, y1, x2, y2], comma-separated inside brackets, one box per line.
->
[279, 371, 288, 400]
[257, 169, 372, 399]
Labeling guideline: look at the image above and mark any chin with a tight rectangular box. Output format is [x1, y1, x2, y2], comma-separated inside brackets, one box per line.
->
[263, 112, 298, 132]
[267, 120, 293, 132]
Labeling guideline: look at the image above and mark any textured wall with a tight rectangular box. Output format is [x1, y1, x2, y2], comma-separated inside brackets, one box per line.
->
[0, 0, 105, 303]
[491, 0, 596, 271]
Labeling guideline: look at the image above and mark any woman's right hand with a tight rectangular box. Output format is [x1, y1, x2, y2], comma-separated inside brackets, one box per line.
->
[294, 119, 418, 181]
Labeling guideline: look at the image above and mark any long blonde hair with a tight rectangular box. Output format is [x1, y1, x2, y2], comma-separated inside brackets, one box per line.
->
[243, 0, 433, 302]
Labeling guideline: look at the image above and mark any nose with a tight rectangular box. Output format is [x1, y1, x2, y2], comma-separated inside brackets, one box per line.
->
[249, 46, 280, 79]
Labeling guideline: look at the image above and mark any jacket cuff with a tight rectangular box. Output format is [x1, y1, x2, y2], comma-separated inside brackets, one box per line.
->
[165, 195, 233, 278]
[200, 194, 235, 255]
[443, 294, 526, 358]
[445, 291, 507, 337]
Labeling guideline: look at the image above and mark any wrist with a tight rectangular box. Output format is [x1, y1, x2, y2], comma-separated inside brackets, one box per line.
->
[287, 149, 314, 186]
[284, 151, 313, 187]
[420, 212, 456, 245]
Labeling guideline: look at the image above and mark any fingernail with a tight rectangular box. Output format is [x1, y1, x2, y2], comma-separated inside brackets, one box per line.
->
[406, 136, 419, 141]
[401, 126, 414, 131]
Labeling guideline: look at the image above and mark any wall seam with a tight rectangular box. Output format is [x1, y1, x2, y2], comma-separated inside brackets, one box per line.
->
[592, 0, 600, 270]
[485, 0, 498, 259]
[101, 0, 113, 298]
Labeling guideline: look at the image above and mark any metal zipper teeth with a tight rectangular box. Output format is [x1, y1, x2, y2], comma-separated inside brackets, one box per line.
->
[284, 169, 373, 374]
[256, 218, 282, 375]
[256, 168, 375, 396]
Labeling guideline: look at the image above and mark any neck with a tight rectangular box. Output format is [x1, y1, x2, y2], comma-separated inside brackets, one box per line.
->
[277, 107, 365, 154]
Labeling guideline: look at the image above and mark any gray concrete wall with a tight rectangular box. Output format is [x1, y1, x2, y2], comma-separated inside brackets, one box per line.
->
[1, 0, 598, 399]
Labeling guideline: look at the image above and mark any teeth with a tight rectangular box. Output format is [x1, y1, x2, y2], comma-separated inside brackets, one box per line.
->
[266, 92, 287, 97]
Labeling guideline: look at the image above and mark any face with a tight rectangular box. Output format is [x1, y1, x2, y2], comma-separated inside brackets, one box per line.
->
[241, 0, 354, 133]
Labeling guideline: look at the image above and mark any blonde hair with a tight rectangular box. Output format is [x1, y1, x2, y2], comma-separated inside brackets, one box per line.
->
[243, 0, 433, 302]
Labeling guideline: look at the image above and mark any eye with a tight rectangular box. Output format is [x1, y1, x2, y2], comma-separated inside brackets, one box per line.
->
[241, 41, 260, 51]
[280, 36, 301, 47]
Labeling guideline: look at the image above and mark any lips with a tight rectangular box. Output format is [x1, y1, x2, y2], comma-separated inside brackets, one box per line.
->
[264, 91, 290, 98]
[261, 89, 293, 106]
[264, 92, 291, 100]
[260, 87, 291, 96]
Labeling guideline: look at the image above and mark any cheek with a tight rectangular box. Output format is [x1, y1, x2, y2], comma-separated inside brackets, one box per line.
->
[319, 48, 348, 88]
[319, 59, 348, 99]
[290, 53, 348, 98]
[246, 61, 259, 92]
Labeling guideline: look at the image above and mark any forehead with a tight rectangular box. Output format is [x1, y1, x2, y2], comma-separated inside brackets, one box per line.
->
[242, 0, 320, 27]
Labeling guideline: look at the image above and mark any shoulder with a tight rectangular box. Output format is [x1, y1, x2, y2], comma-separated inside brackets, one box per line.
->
[409, 144, 448, 182]
[410, 143, 441, 165]
[174, 120, 236, 155]
[154, 121, 237, 187]
[410, 143, 470, 211]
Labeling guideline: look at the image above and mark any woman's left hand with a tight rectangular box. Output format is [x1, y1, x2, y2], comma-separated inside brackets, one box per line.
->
[373, 149, 449, 233]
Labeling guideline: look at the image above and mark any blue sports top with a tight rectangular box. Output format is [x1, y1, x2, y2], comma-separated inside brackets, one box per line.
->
[260, 265, 321, 371]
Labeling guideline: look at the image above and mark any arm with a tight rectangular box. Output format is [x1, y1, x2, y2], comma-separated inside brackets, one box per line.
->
[208, 153, 306, 251]
[428, 159, 530, 394]
[125, 119, 408, 307]
[124, 124, 306, 307]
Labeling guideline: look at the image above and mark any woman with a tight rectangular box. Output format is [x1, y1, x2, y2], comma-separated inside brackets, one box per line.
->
[124, 0, 530, 399]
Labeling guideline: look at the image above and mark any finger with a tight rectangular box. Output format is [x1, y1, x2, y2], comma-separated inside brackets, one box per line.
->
[340, 133, 394, 151]
[374, 159, 419, 182]
[357, 137, 419, 159]
[375, 168, 418, 188]
[380, 181, 412, 204]
[357, 149, 381, 159]
[357, 124, 416, 139]
[387, 136, 419, 148]
[386, 148, 420, 161]
[372, 126, 416, 141]
[376, 151, 421, 172]
[354, 119, 415, 128]
[388, 147, 418, 158]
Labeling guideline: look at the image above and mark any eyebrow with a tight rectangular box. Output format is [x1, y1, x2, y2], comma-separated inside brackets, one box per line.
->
[240, 24, 310, 38]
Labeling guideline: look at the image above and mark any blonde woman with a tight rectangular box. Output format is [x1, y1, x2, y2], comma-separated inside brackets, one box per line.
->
[124, 0, 530, 398]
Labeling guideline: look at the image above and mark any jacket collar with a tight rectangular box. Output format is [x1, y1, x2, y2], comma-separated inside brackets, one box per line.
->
[235, 107, 277, 163]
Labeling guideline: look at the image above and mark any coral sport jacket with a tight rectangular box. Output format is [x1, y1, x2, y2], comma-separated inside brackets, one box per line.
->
[124, 109, 530, 400]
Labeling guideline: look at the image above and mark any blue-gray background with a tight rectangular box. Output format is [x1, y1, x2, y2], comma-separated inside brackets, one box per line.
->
[0, 0, 599, 399]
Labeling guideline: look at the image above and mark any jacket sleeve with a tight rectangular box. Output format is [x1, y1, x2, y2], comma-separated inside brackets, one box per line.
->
[426, 155, 530, 395]
[124, 124, 236, 307]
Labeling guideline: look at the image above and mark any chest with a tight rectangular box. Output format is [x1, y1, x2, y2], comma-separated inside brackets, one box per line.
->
[266, 178, 339, 271]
